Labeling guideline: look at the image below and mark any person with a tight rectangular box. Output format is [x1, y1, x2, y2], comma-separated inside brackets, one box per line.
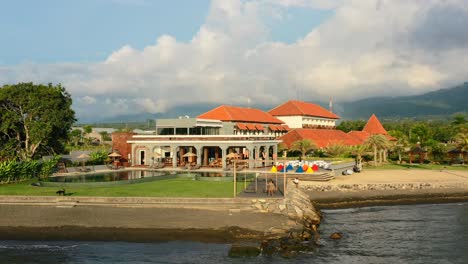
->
[267, 180, 275, 196]
[293, 177, 299, 188]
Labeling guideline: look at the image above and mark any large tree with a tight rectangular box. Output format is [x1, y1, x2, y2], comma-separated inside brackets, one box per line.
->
[0, 82, 76, 160]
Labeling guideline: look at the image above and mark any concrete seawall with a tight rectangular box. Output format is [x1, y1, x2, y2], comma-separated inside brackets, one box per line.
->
[0, 185, 321, 244]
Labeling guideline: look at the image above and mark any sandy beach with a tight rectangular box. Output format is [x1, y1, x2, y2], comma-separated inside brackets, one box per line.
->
[301, 169, 468, 208]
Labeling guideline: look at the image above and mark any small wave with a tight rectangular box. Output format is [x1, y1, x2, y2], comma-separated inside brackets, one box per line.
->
[0, 243, 83, 251]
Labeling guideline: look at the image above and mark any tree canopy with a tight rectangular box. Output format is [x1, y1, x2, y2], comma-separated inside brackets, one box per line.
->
[291, 139, 316, 159]
[0, 82, 76, 160]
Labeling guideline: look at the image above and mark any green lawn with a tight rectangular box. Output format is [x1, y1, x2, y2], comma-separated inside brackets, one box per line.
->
[0, 178, 246, 198]
[365, 163, 468, 171]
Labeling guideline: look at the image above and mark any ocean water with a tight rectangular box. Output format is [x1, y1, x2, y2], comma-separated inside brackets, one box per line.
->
[1, 202, 467, 264]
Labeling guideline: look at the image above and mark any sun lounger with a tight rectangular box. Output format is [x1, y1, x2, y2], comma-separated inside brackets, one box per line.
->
[189, 164, 201, 170]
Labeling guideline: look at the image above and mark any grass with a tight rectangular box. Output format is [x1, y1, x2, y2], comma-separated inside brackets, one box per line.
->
[364, 163, 468, 171]
[0, 178, 246, 198]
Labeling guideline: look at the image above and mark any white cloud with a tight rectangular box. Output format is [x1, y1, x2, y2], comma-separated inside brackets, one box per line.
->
[1, 0, 468, 121]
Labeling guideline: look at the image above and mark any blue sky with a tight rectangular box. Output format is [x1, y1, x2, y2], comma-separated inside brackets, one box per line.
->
[0, 0, 211, 64]
[0, 0, 331, 65]
[1, 0, 467, 122]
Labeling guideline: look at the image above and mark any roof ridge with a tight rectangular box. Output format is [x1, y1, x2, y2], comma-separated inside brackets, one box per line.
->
[221, 105, 234, 120]
[291, 100, 306, 115]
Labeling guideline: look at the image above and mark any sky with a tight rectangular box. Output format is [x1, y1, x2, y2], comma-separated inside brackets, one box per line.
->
[1, 0, 468, 122]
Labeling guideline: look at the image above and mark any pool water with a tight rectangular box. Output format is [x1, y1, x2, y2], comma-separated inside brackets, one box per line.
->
[48, 170, 161, 183]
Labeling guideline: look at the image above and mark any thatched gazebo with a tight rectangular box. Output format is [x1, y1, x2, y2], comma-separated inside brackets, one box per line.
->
[408, 146, 427, 164]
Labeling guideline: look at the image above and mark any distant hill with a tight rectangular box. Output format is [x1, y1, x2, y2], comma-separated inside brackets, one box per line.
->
[78, 82, 468, 124]
[340, 82, 468, 120]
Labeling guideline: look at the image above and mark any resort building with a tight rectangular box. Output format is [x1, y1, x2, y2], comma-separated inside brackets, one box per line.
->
[268, 100, 339, 129]
[279, 114, 395, 151]
[111, 100, 393, 169]
[113, 105, 285, 169]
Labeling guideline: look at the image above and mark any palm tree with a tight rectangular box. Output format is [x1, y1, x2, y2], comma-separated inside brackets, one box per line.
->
[365, 135, 389, 166]
[453, 132, 467, 161]
[291, 139, 317, 160]
[352, 144, 369, 170]
[324, 141, 350, 158]
[277, 142, 288, 157]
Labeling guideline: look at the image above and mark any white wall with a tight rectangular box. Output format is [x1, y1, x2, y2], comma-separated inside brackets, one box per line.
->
[276, 116, 303, 128]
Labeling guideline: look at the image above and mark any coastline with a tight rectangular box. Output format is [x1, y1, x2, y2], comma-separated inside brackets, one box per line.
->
[312, 189, 468, 209]
[1, 169, 467, 243]
[303, 169, 468, 209]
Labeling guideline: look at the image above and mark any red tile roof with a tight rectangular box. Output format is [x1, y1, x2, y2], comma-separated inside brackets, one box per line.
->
[256, 124, 264, 130]
[269, 125, 278, 131]
[280, 129, 361, 148]
[282, 125, 290, 131]
[246, 123, 256, 130]
[348, 131, 370, 144]
[198, 105, 284, 124]
[269, 100, 340, 119]
[363, 114, 388, 135]
[236, 123, 247, 130]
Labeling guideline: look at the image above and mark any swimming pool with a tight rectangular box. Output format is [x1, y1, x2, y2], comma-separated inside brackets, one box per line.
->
[49, 170, 162, 183]
[42, 170, 256, 187]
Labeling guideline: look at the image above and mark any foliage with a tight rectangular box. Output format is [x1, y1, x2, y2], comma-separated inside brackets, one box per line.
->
[323, 141, 351, 158]
[291, 139, 317, 159]
[68, 129, 83, 147]
[83, 125, 93, 134]
[0, 156, 60, 183]
[336, 120, 367, 132]
[364, 134, 390, 166]
[88, 150, 110, 165]
[99, 131, 112, 141]
[0, 82, 76, 160]
[38, 156, 61, 180]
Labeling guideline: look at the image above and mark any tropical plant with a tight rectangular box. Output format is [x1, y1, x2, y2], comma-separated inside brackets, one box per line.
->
[291, 139, 317, 160]
[323, 141, 350, 158]
[365, 134, 390, 166]
[0, 156, 59, 183]
[352, 144, 369, 169]
[277, 142, 288, 157]
[426, 140, 446, 163]
[389, 130, 409, 163]
[89, 150, 109, 165]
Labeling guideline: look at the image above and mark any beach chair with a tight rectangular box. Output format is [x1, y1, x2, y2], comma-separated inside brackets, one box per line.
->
[189, 164, 201, 170]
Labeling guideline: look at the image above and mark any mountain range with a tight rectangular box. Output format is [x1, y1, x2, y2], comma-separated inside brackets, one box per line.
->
[83, 82, 468, 124]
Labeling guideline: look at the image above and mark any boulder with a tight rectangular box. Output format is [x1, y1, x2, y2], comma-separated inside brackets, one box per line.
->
[330, 232, 343, 240]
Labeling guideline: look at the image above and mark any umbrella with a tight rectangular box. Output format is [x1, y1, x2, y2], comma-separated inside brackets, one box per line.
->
[108, 152, 122, 162]
[226, 153, 239, 159]
[77, 153, 90, 168]
[108, 152, 122, 158]
[182, 152, 197, 157]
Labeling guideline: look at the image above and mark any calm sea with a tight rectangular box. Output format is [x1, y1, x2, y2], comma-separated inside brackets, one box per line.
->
[1, 202, 467, 264]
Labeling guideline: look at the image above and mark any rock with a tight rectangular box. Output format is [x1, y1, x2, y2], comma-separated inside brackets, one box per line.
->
[228, 243, 261, 257]
[294, 206, 303, 217]
[278, 204, 286, 211]
[330, 232, 343, 240]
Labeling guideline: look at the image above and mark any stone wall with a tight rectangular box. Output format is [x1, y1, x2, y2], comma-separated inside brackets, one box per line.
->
[249, 184, 321, 242]
[301, 182, 464, 192]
